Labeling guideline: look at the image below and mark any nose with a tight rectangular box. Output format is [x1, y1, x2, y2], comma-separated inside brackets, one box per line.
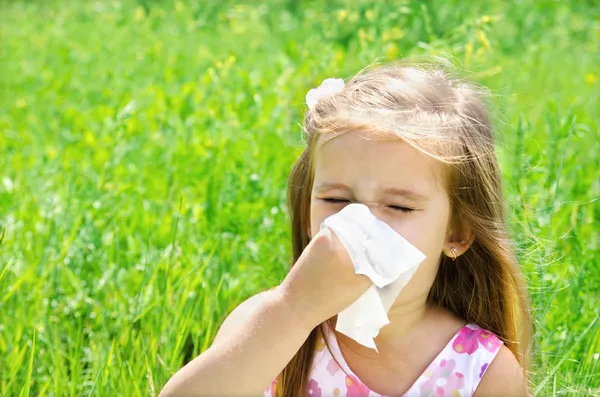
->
[352, 200, 386, 218]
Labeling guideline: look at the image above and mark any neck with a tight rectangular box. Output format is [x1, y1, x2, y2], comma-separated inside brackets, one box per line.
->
[375, 294, 431, 347]
[332, 294, 448, 357]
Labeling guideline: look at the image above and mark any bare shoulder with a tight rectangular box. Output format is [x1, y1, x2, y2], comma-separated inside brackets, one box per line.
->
[474, 345, 529, 397]
[212, 290, 272, 345]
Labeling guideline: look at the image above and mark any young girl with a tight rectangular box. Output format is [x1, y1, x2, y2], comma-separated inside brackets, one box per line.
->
[159, 62, 532, 397]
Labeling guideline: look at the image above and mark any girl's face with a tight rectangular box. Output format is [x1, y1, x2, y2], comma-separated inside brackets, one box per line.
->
[310, 131, 453, 303]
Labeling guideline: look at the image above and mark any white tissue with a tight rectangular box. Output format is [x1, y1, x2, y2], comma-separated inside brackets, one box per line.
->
[320, 203, 426, 351]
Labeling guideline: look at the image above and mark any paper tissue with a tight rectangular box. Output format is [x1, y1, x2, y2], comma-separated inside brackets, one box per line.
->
[320, 203, 426, 351]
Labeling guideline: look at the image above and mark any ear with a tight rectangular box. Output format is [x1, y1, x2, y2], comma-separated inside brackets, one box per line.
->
[443, 226, 475, 260]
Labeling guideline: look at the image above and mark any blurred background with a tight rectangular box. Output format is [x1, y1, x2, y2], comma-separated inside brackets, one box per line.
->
[0, 0, 599, 395]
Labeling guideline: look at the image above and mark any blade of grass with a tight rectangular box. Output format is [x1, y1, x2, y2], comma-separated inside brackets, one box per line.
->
[18, 330, 36, 397]
[534, 313, 599, 395]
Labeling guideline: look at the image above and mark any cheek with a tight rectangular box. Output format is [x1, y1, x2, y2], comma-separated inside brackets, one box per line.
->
[386, 205, 450, 297]
[309, 199, 331, 239]
[385, 204, 450, 261]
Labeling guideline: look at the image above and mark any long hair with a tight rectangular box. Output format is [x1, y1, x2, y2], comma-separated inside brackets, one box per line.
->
[275, 61, 532, 396]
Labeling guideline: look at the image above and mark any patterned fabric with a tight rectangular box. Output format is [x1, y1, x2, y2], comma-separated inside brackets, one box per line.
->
[263, 322, 503, 397]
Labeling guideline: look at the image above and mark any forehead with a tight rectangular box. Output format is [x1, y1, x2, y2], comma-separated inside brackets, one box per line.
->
[312, 131, 448, 195]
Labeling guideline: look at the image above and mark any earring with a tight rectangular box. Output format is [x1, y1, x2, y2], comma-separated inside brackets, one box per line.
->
[450, 246, 458, 261]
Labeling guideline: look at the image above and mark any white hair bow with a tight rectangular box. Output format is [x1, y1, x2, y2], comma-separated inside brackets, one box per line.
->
[305, 78, 345, 110]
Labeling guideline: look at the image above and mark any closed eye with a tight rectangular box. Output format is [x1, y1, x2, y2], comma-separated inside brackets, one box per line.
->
[320, 198, 351, 204]
[321, 198, 415, 213]
[387, 205, 414, 213]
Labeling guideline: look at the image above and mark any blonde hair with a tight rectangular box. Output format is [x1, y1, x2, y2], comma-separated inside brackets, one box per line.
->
[276, 61, 532, 396]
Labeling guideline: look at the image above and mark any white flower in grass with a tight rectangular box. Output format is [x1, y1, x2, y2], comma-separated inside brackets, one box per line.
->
[305, 78, 345, 110]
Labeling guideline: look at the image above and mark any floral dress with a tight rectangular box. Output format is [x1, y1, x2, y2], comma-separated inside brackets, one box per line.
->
[263, 323, 503, 397]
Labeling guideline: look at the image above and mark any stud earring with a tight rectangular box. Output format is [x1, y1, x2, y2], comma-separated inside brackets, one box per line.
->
[450, 246, 458, 261]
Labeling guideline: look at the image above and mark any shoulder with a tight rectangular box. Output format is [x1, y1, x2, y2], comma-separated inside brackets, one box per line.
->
[212, 290, 272, 346]
[473, 345, 529, 397]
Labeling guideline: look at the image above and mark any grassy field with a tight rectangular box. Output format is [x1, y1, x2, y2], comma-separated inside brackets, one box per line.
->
[0, 0, 599, 395]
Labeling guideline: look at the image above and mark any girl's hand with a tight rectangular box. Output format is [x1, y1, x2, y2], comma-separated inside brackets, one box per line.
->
[277, 228, 372, 328]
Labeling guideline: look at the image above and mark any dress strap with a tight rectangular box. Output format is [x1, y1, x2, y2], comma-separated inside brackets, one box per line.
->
[403, 323, 504, 396]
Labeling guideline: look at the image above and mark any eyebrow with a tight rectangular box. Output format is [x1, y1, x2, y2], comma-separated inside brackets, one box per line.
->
[314, 182, 429, 201]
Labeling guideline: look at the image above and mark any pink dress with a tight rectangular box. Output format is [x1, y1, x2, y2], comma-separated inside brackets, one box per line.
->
[264, 322, 503, 397]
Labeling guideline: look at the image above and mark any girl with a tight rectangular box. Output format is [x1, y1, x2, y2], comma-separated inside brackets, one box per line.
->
[159, 62, 532, 397]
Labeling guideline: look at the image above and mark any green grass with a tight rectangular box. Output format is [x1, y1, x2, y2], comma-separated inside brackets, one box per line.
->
[0, 0, 599, 395]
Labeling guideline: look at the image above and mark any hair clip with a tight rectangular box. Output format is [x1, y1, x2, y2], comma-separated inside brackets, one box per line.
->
[305, 78, 344, 110]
